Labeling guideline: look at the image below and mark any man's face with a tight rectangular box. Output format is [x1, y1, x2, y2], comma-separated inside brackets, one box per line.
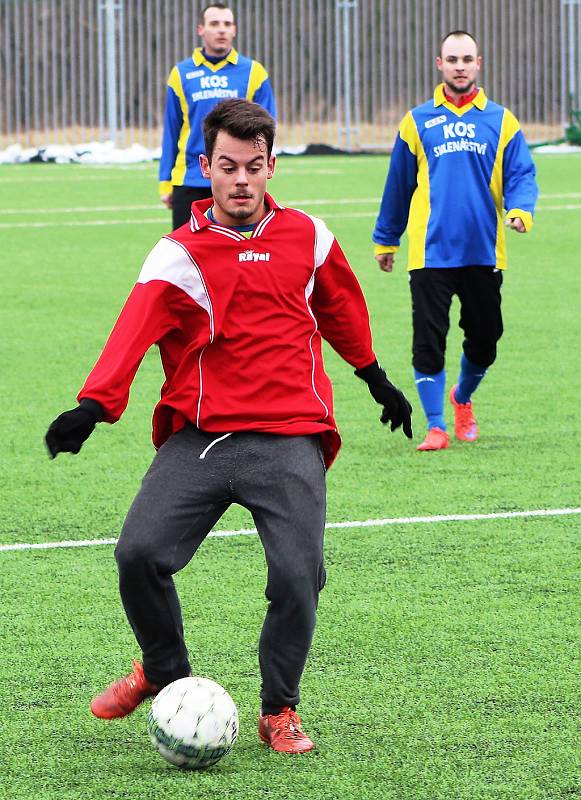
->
[200, 131, 275, 227]
[197, 6, 236, 57]
[436, 35, 481, 96]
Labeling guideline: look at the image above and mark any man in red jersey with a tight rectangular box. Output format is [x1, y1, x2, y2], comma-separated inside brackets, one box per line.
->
[45, 99, 412, 754]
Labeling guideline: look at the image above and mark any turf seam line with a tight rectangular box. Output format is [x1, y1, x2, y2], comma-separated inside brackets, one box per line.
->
[1, 507, 579, 553]
[1, 204, 578, 228]
[1, 192, 578, 216]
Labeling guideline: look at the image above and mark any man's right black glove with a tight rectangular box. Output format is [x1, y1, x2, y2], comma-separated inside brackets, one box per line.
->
[45, 398, 103, 458]
[355, 360, 413, 438]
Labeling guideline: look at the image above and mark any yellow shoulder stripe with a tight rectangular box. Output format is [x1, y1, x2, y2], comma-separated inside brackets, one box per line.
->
[500, 108, 520, 146]
[167, 65, 181, 92]
[246, 61, 268, 100]
[399, 111, 420, 155]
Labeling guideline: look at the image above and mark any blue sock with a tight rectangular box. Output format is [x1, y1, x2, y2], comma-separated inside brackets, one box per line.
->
[455, 354, 487, 404]
[414, 369, 446, 430]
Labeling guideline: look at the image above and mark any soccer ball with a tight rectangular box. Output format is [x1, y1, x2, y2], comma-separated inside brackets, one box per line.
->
[147, 676, 238, 770]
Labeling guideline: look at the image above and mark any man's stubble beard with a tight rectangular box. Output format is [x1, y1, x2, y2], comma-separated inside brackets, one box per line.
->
[444, 78, 475, 96]
[222, 198, 264, 221]
[228, 205, 257, 221]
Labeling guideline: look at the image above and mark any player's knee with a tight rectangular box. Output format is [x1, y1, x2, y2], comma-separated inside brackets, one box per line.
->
[115, 531, 160, 574]
[266, 560, 324, 611]
[465, 340, 499, 368]
[412, 351, 445, 374]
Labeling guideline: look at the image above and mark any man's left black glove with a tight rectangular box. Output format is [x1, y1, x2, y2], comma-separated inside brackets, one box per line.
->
[355, 360, 413, 439]
[45, 398, 103, 458]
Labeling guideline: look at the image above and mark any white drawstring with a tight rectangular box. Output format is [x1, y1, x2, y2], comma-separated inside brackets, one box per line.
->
[199, 432, 233, 460]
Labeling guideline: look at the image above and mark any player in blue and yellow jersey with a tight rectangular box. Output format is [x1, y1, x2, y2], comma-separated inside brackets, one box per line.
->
[373, 30, 538, 451]
[159, 3, 276, 229]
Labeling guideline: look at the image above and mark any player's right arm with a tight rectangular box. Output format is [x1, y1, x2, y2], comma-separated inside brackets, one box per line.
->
[159, 66, 185, 203]
[75, 280, 180, 423]
[45, 263, 189, 458]
[372, 111, 419, 271]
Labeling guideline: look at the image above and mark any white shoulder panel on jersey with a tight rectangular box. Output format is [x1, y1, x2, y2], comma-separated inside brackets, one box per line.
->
[290, 208, 335, 268]
[137, 237, 213, 326]
[307, 213, 335, 268]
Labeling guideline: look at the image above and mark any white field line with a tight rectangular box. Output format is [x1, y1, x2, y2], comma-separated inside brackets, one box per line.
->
[0, 198, 378, 215]
[539, 192, 581, 198]
[0, 193, 579, 216]
[1, 507, 579, 554]
[0, 203, 165, 214]
[0, 204, 579, 230]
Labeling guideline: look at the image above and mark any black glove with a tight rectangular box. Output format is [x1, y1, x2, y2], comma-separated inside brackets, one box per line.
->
[355, 360, 413, 439]
[45, 399, 103, 458]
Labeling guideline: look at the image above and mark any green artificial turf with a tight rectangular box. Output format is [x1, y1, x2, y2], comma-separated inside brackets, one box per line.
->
[0, 155, 579, 799]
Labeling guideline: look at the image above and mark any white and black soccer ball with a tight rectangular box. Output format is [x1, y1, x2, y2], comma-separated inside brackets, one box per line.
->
[147, 676, 238, 770]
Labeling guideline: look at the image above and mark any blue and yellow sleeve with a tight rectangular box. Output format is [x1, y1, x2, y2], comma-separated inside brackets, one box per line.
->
[159, 68, 185, 193]
[502, 113, 538, 231]
[372, 112, 419, 252]
[246, 62, 276, 119]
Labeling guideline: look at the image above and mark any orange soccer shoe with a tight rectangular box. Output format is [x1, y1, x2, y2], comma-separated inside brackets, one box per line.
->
[90, 660, 160, 719]
[416, 426, 450, 451]
[450, 385, 479, 442]
[259, 707, 315, 754]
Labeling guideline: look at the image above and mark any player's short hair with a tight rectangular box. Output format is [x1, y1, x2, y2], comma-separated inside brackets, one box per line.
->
[203, 99, 276, 162]
[199, 3, 232, 25]
[440, 30, 479, 55]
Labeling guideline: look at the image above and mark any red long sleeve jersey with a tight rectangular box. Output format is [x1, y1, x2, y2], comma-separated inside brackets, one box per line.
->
[78, 194, 375, 468]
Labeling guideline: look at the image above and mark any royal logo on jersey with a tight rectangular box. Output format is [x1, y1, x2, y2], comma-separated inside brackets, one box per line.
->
[239, 249, 271, 263]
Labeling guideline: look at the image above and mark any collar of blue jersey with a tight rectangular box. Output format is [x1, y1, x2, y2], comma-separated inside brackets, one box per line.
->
[433, 83, 487, 110]
[193, 46, 239, 69]
[189, 191, 282, 234]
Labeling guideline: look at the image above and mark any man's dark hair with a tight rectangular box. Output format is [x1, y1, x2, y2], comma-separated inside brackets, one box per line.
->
[199, 3, 231, 24]
[440, 30, 479, 55]
[203, 99, 276, 162]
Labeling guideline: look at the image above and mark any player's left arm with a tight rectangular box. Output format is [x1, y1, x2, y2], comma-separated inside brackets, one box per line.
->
[311, 234, 412, 438]
[502, 112, 539, 233]
[311, 238, 374, 367]
[246, 61, 277, 118]
[159, 67, 186, 200]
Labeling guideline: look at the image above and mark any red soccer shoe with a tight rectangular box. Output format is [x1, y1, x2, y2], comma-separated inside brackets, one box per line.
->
[416, 427, 450, 451]
[259, 707, 315, 753]
[450, 384, 479, 441]
[90, 660, 159, 719]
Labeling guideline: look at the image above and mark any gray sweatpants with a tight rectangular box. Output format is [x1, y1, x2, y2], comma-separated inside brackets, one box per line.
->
[114, 425, 327, 712]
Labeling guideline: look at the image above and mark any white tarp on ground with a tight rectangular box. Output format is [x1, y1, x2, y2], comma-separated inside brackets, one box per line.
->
[0, 141, 162, 165]
[532, 143, 581, 154]
[0, 141, 309, 165]
[1, 140, 579, 165]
